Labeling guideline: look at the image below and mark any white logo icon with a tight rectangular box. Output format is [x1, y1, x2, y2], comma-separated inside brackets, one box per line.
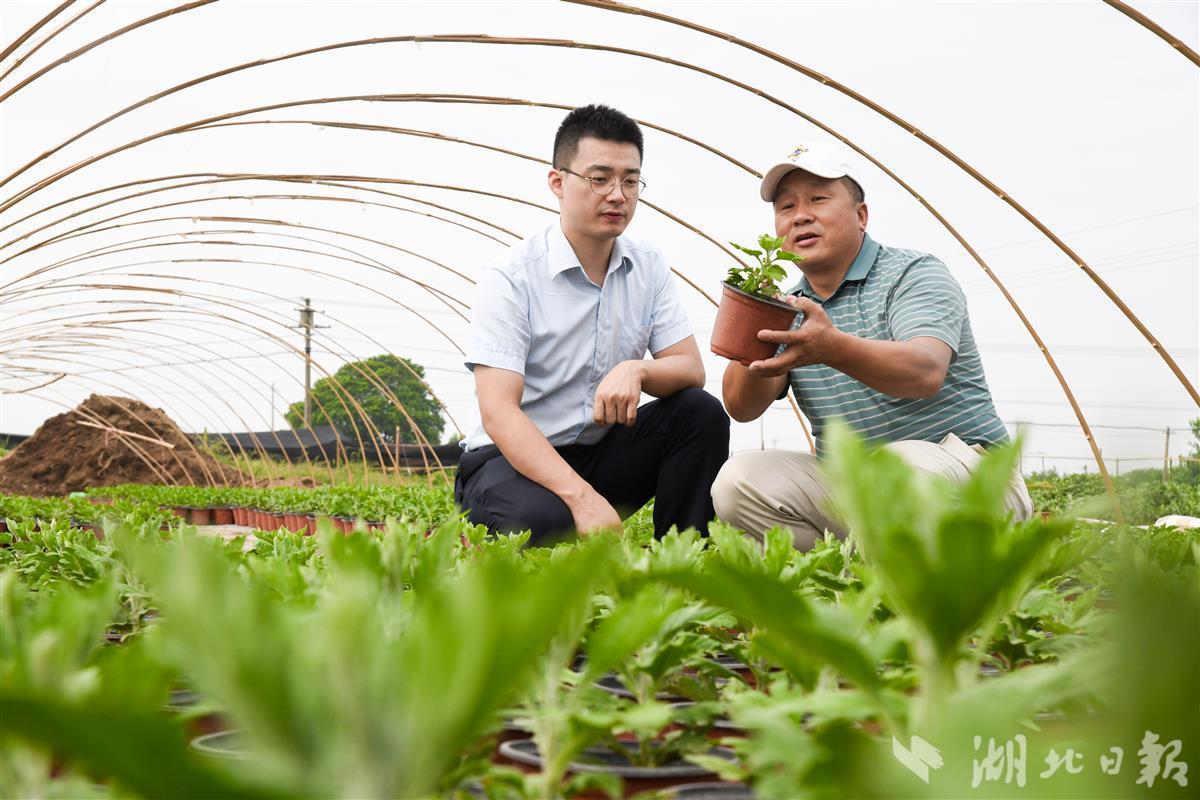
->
[893, 735, 944, 783]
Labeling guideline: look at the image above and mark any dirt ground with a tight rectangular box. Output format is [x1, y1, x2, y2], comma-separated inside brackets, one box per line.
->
[0, 394, 246, 496]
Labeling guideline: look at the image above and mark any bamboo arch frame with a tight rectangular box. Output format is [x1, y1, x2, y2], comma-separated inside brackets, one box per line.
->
[0, 170, 523, 245]
[5, 356, 242, 489]
[561, 0, 1196, 407]
[2, 31, 1185, 431]
[1101, 0, 1200, 66]
[0, 0, 107, 85]
[0, 87, 844, 446]
[4, 280, 457, 476]
[4, 288, 452, 474]
[6, 327, 290, 486]
[6, 319, 367, 486]
[0, 104, 726, 305]
[0, 40, 1185, 396]
[9, 331, 337, 486]
[9, 222, 473, 327]
[7, 249, 468, 438]
[0, 11, 1188, 505]
[0, 0, 78, 62]
[6, 228, 472, 369]
[3, 292, 440, 479]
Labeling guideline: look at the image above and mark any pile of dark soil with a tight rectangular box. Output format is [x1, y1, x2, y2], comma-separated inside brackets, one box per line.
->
[0, 394, 245, 497]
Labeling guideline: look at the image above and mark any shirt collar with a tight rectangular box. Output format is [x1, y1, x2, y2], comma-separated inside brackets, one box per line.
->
[790, 232, 879, 300]
[547, 221, 630, 278]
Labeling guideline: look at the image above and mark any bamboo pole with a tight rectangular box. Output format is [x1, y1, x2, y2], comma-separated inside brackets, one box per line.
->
[4, 283, 457, 477]
[0, 0, 78, 62]
[1102, 0, 1200, 66]
[559, 2, 1196, 408]
[0, 0, 107, 85]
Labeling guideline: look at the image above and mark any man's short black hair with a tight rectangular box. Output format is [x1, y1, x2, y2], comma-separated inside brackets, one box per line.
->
[842, 177, 865, 204]
[552, 104, 644, 169]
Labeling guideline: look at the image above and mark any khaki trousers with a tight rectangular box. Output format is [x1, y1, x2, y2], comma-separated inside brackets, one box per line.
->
[710, 433, 1033, 551]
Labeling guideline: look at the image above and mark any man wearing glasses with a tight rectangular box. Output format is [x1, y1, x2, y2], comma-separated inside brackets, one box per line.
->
[455, 104, 729, 546]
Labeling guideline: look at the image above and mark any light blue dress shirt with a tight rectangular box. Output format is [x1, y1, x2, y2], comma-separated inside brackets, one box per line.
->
[462, 222, 693, 450]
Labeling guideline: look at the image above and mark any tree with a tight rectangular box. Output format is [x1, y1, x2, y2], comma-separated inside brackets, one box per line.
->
[285, 354, 445, 444]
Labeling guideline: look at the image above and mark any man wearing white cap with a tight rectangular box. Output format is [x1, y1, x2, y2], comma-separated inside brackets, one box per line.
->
[711, 141, 1031, 550]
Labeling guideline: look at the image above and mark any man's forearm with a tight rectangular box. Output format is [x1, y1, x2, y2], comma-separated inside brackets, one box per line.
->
[636, 354, 704, 397]
[722, 362, 788, 422]
[482, 406, 590, 502]
[826, 333, 947, 399]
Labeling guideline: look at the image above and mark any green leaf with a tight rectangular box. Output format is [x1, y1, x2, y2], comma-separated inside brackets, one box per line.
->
[653, 563, 883, 693]
[759, 234, 784, 251]
[0, 693, 292, 799]
[729, 243, 763, 257]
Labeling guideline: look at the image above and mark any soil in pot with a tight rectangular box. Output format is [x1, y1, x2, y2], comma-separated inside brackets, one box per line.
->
[710, 284, 799, 366]
[498, 739, 737, 798]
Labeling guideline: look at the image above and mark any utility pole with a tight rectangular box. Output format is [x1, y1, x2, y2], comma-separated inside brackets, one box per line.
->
[1163, 427, 1171, 483]
[294, 298, 328, 428]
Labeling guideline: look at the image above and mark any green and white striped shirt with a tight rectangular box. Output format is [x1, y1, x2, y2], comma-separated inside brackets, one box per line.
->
[784, 233, 1008, 453]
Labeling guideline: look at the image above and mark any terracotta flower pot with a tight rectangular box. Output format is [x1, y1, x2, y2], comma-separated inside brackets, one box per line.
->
[211, 507, 234, 525]
[304, 514, 317, 535]
[710, 283, 799, 366]
[188, 507, 211, 526]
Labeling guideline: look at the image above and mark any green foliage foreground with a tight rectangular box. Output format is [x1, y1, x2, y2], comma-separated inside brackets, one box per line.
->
[1, 427, 1196, 799]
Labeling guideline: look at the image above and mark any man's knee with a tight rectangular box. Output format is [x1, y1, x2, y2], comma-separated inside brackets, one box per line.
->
[710, 453, 765, 523]
[670, 387, 726, 416]
[496, 500, 574, 545]
[668, 387, 730, 447]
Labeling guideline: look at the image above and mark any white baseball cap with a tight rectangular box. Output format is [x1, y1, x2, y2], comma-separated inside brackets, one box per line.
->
[759, 141, 864, 202]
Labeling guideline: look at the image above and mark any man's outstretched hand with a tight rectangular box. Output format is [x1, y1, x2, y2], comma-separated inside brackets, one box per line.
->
[747, 295, 842, 378]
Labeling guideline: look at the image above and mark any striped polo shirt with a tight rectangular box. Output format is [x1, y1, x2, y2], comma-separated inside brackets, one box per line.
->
[783, 233, 1008, 453]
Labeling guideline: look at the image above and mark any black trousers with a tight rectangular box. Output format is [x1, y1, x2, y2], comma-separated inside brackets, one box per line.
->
[454, 387, 730, 546]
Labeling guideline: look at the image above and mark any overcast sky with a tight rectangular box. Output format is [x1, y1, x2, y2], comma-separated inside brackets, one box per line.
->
[1, 0, 1197, 474]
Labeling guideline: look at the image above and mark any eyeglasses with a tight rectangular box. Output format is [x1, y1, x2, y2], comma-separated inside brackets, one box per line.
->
[559, 167, 646, 198]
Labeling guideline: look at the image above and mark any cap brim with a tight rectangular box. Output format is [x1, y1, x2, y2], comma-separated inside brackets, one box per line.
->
[759, 161, 850, 202]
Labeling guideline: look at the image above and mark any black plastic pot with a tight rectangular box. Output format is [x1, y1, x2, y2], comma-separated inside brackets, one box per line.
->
[663, 782, 755, 800]
[167, 688, 229, 737]
[498, 739, 737, 796]
[595, 673, 689, 703]
[669, 701, 747, 738]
